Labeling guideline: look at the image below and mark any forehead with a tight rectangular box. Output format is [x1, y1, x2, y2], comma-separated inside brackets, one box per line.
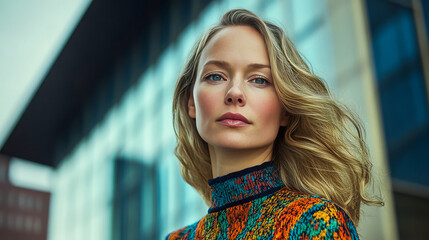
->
[199, 25, 270, 66]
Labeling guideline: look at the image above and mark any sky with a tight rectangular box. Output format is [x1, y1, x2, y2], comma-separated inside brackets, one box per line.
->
[0, 0, 92, 148]
[0, 0, 92, 190]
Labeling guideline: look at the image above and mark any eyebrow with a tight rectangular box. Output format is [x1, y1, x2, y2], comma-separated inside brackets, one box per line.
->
[203, 60, 270, 70]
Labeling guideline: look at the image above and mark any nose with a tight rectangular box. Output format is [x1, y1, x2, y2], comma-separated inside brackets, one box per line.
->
[225, 80, 246, 106]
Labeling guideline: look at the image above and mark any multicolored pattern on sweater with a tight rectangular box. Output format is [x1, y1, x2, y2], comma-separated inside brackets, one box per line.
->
[167, 161, 359, 240]
[208, 162, 284, 212]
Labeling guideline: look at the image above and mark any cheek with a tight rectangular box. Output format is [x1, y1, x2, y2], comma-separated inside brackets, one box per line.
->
[254, 94, 283, 123]
[195, 88, 219, 120]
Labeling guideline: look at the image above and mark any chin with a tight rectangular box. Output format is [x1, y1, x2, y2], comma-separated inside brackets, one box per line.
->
[209, 138, 273, 150]
[202, 132, 277, 150]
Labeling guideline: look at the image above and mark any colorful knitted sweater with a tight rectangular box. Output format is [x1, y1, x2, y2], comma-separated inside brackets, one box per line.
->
[166, 161, 359, 239]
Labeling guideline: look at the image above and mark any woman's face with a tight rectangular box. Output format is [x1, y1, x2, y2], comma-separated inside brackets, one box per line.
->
[188, 25, 288, 151]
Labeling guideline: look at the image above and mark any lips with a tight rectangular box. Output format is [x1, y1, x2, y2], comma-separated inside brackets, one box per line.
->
[216, 112, 250, 127]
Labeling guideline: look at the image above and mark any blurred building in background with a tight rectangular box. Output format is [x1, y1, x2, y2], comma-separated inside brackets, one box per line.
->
[365, 0, 429, 239]
[0, 0, 428, 239]
[0, 155, 50, 240]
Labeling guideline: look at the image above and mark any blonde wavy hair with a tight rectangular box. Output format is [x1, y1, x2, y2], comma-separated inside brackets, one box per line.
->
[172, 9, 383, 224]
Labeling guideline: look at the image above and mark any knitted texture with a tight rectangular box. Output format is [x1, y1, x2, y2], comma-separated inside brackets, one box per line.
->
[167, 162, 359, 240]
[208, 162, 284, 212]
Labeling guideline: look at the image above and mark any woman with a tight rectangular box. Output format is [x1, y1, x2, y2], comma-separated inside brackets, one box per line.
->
[167, 9, 382, 239]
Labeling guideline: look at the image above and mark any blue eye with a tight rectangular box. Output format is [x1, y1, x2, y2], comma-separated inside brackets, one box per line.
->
[206, 74, 224, 82]
[252, 78, 268, 85]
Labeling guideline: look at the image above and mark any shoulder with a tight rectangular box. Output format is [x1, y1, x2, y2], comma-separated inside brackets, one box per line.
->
[273, 189, 359, 239]
[165, 218, 201, 240]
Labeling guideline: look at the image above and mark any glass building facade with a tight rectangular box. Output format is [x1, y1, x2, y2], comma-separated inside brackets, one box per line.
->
[366, 0, 429, 238]
[4, 0, 427, 239]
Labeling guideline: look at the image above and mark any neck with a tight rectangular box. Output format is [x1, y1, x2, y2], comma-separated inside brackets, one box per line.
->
[209, 144, 274, 178]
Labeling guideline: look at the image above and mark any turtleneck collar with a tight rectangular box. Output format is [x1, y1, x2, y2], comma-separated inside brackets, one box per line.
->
[207, 161, 285, 213]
